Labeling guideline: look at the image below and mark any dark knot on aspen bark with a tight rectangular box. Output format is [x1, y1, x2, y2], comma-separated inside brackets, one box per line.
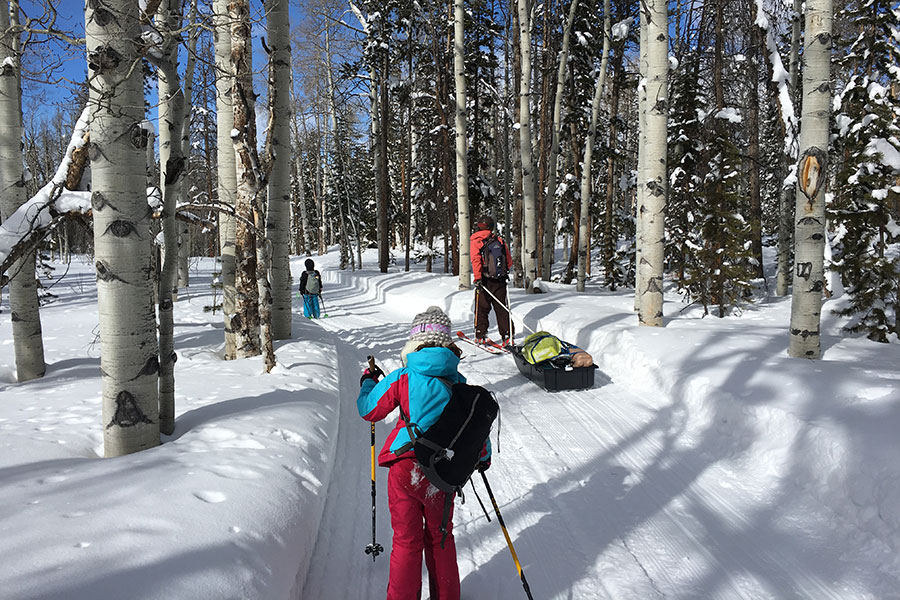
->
[105, 219, 139, 238]
[95, 260, 125, 283]
[87, 45, 121, 74]
[106, 390, 153, 430]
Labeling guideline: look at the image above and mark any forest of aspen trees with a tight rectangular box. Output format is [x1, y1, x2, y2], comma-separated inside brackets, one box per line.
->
[0, 0, 897, 456]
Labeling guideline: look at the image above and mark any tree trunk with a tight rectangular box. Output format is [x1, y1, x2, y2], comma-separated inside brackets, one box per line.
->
[517, 0, 538, 291]
[543, 0, 580, 282]
[604, 45, 624, 289]
[230, 0, 261, 360]
[0, 1, 44, 382]
[86, 0, 160, 455]
[266, 0, 292, 340]
[635, 6, 648, 311]
[789, 0, 832, 359]
[577, 0, 610, 292]
[177, 0, 199, 291]
[748, 3, 764, 279]
[777, 0, 801, 296]
[291, 95, 310, 255]
[378, 53, 390, 273]
[213, 0, 237, 359]
[637, 0, 667, 326]
[155, 0, 187, 436]
[453, 0, 472, 289]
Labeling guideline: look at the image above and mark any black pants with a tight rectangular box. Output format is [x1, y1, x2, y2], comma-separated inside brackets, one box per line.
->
[474, 278, 512, 340]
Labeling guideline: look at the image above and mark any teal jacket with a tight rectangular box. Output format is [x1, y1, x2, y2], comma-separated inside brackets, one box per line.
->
[357, 347, 491, 467]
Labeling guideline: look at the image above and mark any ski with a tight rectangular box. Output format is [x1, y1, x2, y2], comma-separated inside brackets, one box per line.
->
[455, 331, 510, 354]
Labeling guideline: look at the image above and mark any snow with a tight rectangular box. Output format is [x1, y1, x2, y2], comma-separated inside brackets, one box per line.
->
[2, 248, 900, 599]
[612, 18, 631, 42]
[715, 107, 743, 123]
[757, 5, 797, 154]
[866, 137, 900, 170]
[0, 107, 91, 265]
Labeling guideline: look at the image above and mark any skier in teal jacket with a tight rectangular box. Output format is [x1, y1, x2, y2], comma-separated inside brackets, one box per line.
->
[357, 306, 489, 600]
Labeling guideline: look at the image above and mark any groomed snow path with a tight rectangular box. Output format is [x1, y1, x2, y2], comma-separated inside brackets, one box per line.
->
[299, 267, 885, 600]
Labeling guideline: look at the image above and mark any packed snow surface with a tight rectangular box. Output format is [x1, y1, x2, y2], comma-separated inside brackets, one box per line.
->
[1, 248, 899, 599]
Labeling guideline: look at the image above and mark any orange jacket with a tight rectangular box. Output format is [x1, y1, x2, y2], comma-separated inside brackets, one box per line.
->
[469, 229, 513, 282]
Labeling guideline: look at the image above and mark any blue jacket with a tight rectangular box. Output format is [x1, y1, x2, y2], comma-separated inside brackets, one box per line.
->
[357, 347, 491, 467]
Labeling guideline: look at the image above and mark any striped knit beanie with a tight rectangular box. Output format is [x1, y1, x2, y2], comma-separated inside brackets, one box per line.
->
[400, 306, 452, 365]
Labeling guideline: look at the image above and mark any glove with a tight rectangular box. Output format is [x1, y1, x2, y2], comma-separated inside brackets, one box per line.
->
[360, 365, 384, 386]
[474, 279, 483, 289]
[476, 459, 491, 473]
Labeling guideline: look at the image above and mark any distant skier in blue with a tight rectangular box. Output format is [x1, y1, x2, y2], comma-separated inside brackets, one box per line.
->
[299, 258, 323, 318]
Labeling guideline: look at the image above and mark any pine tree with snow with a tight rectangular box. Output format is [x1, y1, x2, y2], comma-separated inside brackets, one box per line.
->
[829, 0, 900, 342]
[666, 51, 705, 290]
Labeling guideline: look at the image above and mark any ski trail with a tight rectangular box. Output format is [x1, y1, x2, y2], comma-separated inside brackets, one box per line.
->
[300, 270, 853, 599]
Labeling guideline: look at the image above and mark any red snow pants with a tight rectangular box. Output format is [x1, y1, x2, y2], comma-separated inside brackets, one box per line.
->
[386, 458, 460, 600]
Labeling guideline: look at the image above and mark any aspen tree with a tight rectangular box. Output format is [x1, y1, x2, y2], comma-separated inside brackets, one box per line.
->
[266, 0, 293, 340]
[637, 0, 667, 326]
[177, 0, 199, 291]
[635, 6, 647, 311]
[86, 0, 160, 455]
[213, 0, 237, 359]
[0, 0, 45, 382]
[576, 0, 610, 293]
[230, 0, 275, 371]
[776, 0, 801, 297]
[516, 0, 538, 290]
[453, 0, 472, 289]
[789, 0, 832, 358]
[154, 0, 187, 435]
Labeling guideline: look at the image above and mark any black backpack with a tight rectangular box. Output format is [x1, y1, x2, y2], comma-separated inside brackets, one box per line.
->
[397, 379, 499, 546]
[479, 234, 509, 280]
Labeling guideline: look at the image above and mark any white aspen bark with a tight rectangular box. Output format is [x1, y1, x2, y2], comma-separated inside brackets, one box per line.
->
[576, 0, 611, 292]
[323, 31, 347, 268]
[453, 0, 472, 289]
[155, 0, 187, 435]
[214, 0, 237, 359]
[542, 0, 580, 281]
[266, 0, 292, 340]
[230, 0, 265, 362]
[292, 92, 311, 254]
[517, 0, 538, 290]
[789, 0, 832, 359]
[0, 1, 45, 382]
[777, 0, 802, 297]
[635, 6, 647, 311]
[86, 0, 160, 455]
[316, 118, 326, 256]
[638, 0, 668, 327]
[178, 0, 199, 291]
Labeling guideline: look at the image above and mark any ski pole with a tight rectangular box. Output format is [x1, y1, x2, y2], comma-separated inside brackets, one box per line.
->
[318, 294, 327, 317]
[480, 470, 534, 600]
[364, 356, 384, 561]
[470, 478, 491, 523]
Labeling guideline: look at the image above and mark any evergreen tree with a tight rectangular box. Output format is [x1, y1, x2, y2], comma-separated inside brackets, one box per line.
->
[666, 51, 705, 291]
[829, 0, 900, 342]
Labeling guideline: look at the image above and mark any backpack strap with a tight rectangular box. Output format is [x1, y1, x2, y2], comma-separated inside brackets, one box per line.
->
[394, 376, 455, 456]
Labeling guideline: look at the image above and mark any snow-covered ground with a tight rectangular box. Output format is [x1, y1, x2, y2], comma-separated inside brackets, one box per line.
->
[1, 248, 898, 599]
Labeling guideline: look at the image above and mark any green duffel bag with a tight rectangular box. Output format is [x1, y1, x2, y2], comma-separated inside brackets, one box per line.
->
[521, 331, 564, 365]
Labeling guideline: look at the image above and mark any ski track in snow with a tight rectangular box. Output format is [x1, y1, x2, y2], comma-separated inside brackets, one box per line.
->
[299, 270, 862, 600]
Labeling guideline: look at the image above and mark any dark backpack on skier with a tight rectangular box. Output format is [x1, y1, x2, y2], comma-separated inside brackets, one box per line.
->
[397, 379, 499, 547]
[479, 234, 509, 280]
[304, 270, 321, 295]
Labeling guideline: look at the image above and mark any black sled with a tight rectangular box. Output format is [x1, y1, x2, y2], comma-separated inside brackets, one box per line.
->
[511, 345, 598, 391]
